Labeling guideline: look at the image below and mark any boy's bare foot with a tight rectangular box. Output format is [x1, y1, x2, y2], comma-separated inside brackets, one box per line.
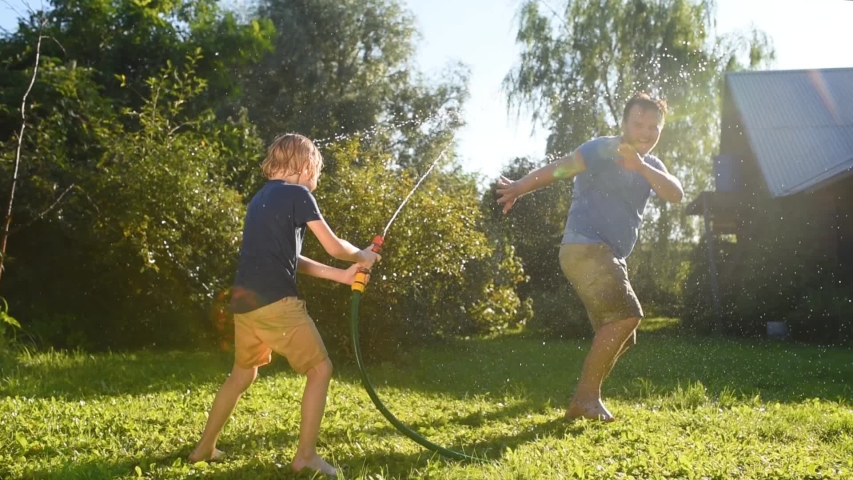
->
[292, 454, 337, 476]
[565, 398, 615, 422]
[188, 446, 225, 463]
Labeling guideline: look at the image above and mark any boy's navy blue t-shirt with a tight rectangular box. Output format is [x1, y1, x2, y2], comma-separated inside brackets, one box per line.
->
[230, 181, 322, 314]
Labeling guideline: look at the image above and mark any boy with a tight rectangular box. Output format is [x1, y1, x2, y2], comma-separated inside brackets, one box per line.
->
[189, 133, 381, 476]
[496, 92, 684, 422]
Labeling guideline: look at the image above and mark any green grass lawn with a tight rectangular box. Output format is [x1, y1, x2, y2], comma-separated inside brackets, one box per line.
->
[2, 319, 852, 479]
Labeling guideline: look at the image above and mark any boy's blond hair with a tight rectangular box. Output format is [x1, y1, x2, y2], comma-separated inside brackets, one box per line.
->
[261, 133, 324, 180]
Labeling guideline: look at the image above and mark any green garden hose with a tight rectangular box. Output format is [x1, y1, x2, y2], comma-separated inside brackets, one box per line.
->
[350, 236, 479, 462]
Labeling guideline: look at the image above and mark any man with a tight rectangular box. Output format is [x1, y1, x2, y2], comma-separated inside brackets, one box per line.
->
[496, 92, 684, 421]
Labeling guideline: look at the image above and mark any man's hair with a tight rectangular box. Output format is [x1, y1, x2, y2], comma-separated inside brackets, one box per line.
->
[622, 92, 668, 124]
[261, 133, 324, 180]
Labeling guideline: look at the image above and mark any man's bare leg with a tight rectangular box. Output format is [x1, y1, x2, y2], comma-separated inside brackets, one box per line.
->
[566, 317, 640, 421]
[604, 328, 636, 381]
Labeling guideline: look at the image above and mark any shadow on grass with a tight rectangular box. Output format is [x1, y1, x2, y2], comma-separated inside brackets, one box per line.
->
[4, 320, 852, 406]
[345, 326, 853, 406]
[191, 450, 435, 479]
[206, 418, 589, 478]
[0, 349, 234, 401]
[453, 417, 589, 460]
[318, 396, 550, 441]
[22, 451, 178, 480]
[334, 417, 592, 475]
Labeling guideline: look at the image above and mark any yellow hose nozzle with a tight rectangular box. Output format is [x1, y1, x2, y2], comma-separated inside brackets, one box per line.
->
[352, 235, 384, 293]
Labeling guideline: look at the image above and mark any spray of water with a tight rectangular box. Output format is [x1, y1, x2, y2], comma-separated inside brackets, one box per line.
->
[312, 110, 459, 148]
[299, 106, 456, 238]
[383, 143, 451, 238]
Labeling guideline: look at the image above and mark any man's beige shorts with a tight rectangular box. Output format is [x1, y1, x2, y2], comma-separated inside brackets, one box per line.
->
[233, 297, 328, 373]
[559, 243, 643, 331]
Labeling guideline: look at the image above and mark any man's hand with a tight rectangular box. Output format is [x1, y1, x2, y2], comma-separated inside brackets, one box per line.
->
[496, 175, 521, 214]
[618, 143, 685, 204]
[356, 246, 381, 269]
[616, 143, 643, 172]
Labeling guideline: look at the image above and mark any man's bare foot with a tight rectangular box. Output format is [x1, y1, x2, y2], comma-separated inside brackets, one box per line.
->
[565, 398, 615, 422]
[188, 446, 225, 463]
[292, 454, 337, 476]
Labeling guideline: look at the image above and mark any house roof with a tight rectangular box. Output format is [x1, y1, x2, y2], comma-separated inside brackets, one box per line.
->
[725, 67, 853, 197]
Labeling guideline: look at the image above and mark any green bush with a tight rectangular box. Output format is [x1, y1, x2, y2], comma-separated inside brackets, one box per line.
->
[628, 242, 692, 318]
[681, 236, 738, 334]
[787, 282, 853, 346]
[296, 139, 530, 359]
[0, 297, 21, 368]
[523, 288, 590, 338]
[1, 58, 255, 350]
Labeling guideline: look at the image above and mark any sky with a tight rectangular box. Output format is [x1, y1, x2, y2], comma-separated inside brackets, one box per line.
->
[2, 0, 852, 181]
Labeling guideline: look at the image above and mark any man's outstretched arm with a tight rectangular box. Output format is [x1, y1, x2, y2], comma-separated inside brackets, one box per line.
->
[496, 151, 587, 214]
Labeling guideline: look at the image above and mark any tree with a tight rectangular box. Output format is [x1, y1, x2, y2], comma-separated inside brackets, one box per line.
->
[0, 0, 274, 123]
[245, 0, 413, 136]
[0, 54, 261, 349]
[241, 0, 467, 174]
[0, 0, 273, 349]
[0, 0, 530, 356]
[481, 156, 588, 336]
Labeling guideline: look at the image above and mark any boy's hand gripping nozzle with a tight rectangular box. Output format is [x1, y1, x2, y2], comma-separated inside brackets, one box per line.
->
[352, 235, 384, 293]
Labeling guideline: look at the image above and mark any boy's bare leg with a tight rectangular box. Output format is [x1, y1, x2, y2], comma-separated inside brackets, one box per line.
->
[189, 364, 258, 462]
[566, 317, 640, 421]
[292, 358, 337, 476]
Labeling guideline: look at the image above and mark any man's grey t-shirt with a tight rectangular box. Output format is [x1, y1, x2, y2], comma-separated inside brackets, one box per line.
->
[562, 136, 667, 259]
[230, 181, 322, 314]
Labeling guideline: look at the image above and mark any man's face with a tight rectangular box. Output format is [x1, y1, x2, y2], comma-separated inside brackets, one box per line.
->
[622, 105, 663, 156]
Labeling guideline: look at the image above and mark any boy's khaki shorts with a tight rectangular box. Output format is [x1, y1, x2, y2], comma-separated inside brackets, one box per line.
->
[559, 243, 643, 332]
[233, 297, 328, 373]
